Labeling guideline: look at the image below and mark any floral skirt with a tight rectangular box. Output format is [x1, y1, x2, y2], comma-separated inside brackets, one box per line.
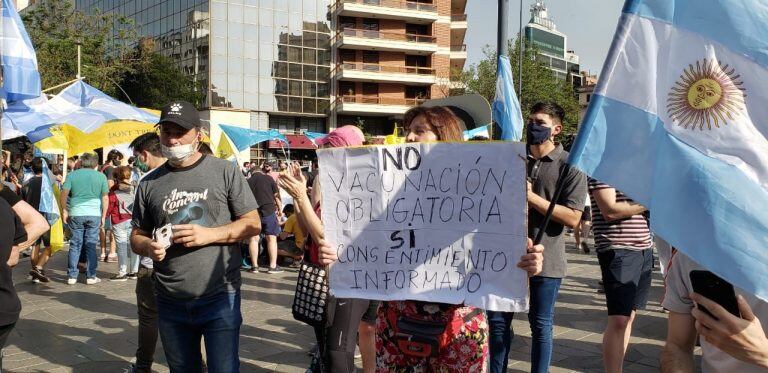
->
[375, 300, 488, 372]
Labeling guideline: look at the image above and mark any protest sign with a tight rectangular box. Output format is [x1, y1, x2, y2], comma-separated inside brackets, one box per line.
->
[319, 142, 529, 312]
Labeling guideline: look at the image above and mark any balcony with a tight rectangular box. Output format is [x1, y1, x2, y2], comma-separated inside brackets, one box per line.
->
[331, 0, 438, 24]
[451, 14, 468, 29]
[335, 95, 427, 115]
[334, 28, 438, 55]
[450, 44, 467, 60]
[332, 62, 436, 85]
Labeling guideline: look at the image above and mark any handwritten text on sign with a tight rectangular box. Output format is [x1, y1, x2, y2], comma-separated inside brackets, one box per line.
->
[319, 142, 529, 312]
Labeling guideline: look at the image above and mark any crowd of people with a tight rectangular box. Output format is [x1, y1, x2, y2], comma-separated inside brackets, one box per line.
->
[0, 96, 766, 373]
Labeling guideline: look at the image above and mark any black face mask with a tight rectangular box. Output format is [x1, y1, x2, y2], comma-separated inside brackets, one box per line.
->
[526, 124, 552, 145]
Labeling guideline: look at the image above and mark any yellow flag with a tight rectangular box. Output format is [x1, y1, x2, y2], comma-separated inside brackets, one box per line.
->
[384, 126, 405, 145]
[49, 184, 65, 254]
[216, 134, 235, 160]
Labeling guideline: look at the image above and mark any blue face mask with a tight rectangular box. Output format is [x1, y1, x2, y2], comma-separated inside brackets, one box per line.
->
[526, 124, 552, 145]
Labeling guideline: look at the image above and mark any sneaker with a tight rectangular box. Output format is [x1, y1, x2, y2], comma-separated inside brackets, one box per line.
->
[67, 278, 77, 285]
[126, 273, 138, 280]
[109, 273, 128, 282]
[247, 267, 259, 274]
[86, 277, 102, 285]
[241, 259, 252, 270]
[107, 254, 118, 263]
[30, 268, 50, 283]
[581, 242, 591, 254]
[267, 266, 284, 274]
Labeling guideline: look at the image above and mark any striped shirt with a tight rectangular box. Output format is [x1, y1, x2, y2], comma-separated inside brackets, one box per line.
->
[588, 179, 652, 251]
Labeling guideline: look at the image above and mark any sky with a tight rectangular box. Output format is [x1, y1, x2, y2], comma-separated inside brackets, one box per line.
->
[465, 0, 625, 75]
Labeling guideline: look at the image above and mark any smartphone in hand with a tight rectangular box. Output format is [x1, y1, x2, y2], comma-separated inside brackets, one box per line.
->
[689, 270, 740, 319]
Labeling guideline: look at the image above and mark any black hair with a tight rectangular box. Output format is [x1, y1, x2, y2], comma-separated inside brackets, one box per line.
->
[199, 142, 213, 156]
[31, 157, 45, 174]
[530, 102, 565, 125]
[283, 204, 295, 215]
[129, 132, 162, 157]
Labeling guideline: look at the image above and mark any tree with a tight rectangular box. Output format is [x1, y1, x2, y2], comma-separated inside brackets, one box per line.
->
[460, 37, 581, 143]
[117, 40, 204, 110]
[22, 0, 138, 97]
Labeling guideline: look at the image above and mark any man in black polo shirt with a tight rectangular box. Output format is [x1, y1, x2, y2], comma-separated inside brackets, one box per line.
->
[247, 164, 283, 273]
[21, 157, 52, 283]
[487, 102, 587, 373]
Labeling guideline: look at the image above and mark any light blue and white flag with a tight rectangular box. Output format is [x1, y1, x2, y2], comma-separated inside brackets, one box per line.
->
[463, 125, 490, 141]
[0, 0, 41, 102]
[304, 131, 327, 146]
[39, 159, 59, 227]
[2, 80, 158, 141]
[492, 55, 523, 141]
[219, 124, 289, 152]
[569, 0, 768, 300]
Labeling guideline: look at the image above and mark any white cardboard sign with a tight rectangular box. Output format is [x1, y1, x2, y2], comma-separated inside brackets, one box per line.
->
[319, 142, 529, 312]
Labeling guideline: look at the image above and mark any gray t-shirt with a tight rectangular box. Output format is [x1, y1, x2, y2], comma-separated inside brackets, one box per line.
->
[662, 253, 768, 373]
[527, 145, 588, 278]
[132, 155, 258, 299]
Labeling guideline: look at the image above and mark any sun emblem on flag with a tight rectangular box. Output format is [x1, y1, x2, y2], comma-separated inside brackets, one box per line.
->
[667, 59, 747, 130]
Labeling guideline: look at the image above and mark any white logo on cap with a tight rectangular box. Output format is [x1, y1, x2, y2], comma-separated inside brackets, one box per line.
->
[170, 103, 183, 112]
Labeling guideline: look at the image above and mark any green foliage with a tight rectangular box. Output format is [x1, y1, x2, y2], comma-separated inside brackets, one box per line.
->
[23, 0, 138, 97]
[23, 0, 202, 109]
[118, 43, 204, 109]
[460, 37, 581, 143]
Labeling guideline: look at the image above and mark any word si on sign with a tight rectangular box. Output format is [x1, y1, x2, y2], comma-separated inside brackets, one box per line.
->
[318, 142, 529, 312]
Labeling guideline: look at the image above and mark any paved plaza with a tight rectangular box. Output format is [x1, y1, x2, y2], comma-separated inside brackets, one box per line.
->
[2, 238, 699, 372]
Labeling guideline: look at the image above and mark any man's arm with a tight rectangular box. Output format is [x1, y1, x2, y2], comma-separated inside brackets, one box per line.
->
[60, 188, 70, 223]
[592, 187, 647, 222]
[527, 181, 582, 228]
[131, 227, 168, 261]
[661, 311, 698, 373]
[172, 209, 262, 248]
[11, 200, 49, 250]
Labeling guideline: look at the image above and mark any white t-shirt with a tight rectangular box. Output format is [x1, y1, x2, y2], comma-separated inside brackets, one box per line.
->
[662, 253, 768, 373]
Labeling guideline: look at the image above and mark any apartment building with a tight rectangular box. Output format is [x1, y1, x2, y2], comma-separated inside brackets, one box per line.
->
[329, 0, 467, 135]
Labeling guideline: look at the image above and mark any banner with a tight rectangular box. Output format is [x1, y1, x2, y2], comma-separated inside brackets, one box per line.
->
[319, 142, 529, 312]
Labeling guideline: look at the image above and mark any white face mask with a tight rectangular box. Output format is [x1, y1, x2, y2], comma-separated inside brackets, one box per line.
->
[161, 141, 198, 166]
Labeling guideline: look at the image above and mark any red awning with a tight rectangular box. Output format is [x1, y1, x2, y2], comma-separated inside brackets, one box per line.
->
[268, 134, 318, 150]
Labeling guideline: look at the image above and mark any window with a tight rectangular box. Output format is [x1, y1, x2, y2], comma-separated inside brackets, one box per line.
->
[362, 83, 378, 96]
[406, 86, 429, 99]
[303, 65, 317, 81]
[362, 51, 379, 64]
[289, 80, 302, 96]
[339, 50, 356, 63]
[362, 19, 379, 31]
[288, 46, 302, 62]
[405, 23, 429, 35]
[303, 48, 317, 64]
[406, 55, 428, 67]
[339, 17, 356, 30]
[339, 81, 355, 96]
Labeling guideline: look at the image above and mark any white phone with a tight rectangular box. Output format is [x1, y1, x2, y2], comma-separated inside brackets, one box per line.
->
[153, 223, 173, 249]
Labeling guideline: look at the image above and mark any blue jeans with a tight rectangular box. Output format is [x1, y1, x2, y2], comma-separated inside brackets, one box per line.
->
[67, 216, 101, 279]
[156, 291, 242, 373]
[527, 276, 562, 373]
[487, 310, 515, 373]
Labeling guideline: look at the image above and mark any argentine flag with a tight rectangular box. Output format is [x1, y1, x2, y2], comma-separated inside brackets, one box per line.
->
[492, 56, 523, 141]
[570, 0, 768, 300]
[1, 0, 41, 102]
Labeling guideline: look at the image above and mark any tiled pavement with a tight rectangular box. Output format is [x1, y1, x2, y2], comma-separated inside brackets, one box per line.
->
[2, 239, 699, 372]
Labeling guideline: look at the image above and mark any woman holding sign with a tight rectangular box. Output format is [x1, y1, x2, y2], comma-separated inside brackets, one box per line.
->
[279, 126, 373, 373]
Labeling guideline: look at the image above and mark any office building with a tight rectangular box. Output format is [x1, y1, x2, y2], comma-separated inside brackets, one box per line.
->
[524, 2, 581, 87]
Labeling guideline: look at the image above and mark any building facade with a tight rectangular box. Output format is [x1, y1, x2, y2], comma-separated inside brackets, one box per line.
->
[329, 0, 467, 135]
[69, 0, 465, 158]
[524, 2, 581, 87]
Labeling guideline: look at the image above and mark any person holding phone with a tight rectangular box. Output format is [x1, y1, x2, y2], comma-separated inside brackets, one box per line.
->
[661, 252, 768, 372]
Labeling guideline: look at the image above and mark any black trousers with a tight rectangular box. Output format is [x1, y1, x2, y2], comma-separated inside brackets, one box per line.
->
[135, 267, 158, 373]
[313, 298, 369, 373]
[0, 322, 16, 372]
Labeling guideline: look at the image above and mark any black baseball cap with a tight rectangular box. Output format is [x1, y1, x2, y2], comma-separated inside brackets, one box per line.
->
[158, 101, 200, 130]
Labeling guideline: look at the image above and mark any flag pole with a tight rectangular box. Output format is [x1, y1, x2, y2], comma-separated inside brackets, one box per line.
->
[518, 0, 524, 97]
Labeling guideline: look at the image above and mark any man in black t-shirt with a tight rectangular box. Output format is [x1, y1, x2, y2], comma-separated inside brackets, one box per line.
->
[247, 167, 282, 273]
[21, 158, 52, 283]
[0, 193, 26, 371]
